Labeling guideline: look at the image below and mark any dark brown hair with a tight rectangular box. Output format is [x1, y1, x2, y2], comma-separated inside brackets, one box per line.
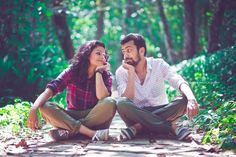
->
[70, 40, 106, 83]
[120, 33, 147, 56]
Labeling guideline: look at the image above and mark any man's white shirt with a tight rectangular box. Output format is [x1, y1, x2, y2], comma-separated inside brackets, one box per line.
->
[115, 57, 187, 108]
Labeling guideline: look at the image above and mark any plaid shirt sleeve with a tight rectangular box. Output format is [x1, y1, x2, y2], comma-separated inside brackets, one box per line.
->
[46, 68, 72, 96]
[103, 71, 113, 96]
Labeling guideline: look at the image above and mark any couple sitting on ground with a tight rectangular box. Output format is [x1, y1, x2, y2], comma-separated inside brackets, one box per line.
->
[27, 33, 199, 142]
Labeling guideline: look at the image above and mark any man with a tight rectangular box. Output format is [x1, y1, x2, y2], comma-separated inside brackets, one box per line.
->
[115, 33, 199, 141]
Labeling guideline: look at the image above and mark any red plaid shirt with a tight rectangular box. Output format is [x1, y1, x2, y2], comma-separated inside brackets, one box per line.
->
[47, 68, 112, 110]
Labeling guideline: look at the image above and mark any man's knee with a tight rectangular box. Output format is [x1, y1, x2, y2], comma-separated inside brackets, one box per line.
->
[116, 97, 134, 111]
[174, 95, 188, 109]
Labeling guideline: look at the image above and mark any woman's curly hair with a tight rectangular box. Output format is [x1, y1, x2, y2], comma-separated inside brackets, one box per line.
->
[69, 40, 106, 83]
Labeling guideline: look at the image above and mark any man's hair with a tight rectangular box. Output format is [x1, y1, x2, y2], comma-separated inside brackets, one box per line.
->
[120, 33, 147, 56]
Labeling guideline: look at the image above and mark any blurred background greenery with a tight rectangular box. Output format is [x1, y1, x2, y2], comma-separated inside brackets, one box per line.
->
[0, 0, 235, 150]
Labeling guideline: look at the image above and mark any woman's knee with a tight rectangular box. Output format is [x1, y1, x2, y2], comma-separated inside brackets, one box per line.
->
[99, 97, 116, 105]
[98, 97, 116, 115]
[39, 102, 56, 114]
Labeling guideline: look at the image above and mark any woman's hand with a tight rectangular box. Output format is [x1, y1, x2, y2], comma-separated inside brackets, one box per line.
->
[96, 62, 110, 72]
[27, 106, 39, 131]
[27, 88, 52, 131]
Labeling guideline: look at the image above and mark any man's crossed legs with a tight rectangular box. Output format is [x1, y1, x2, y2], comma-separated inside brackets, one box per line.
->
[116, 96, 191, 141]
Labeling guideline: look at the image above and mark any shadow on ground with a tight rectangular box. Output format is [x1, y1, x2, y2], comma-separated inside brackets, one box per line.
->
[0, 112, 235, 157]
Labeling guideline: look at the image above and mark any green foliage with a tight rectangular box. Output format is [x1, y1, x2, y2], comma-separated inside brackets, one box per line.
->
[164, 0, 184, 53]
[50, 90, 67, 109]
[0, 99, 39, 134]
[200, 101, 236, 149]
[167, 46, 236, 150]
[0, 1, 68, 105]
[219, 7, 236, 50]
[178, 46, 236, 106]
[1, 0, 236, 150]
[2, 0, 235, 104]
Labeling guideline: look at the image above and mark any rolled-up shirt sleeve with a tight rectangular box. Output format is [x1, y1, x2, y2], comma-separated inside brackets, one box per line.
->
[103, 71, 113, 96]
[160, 59, 188, 91]
[46, 68, 72, 96]
[115, 67, 127, 97]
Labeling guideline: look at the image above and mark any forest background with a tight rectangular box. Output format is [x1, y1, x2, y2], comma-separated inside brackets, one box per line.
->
[0, 0, 235, 150]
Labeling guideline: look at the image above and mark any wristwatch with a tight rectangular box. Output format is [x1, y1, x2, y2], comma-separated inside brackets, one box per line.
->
[95, 69, 103, 74]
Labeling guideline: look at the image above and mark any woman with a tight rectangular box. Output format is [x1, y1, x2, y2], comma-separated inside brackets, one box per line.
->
[27, 40, 116, 141]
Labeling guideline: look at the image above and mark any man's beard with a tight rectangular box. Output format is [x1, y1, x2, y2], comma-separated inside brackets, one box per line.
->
[125, 55, 141, 66]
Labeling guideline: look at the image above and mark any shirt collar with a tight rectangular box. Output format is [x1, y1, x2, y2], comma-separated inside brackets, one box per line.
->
[146, 57, 152, 70]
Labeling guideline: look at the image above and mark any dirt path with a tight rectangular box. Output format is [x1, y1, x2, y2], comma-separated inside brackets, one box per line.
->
[0, 112, 235, 157]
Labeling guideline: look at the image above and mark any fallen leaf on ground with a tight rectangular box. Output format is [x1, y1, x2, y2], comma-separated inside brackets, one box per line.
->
[156, 153, 166, 157]
[15, 139, 28, 149]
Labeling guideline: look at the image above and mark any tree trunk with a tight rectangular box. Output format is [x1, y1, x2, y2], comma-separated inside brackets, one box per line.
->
[207, 0, 226, 53]
[96, 0, 106, 40]
[156, 0, 174, 63]
[203, 2, 209, 43]
[194, 0, 202, 56]
[52, 0, 74, 60]
[223, 1, 236, 48]
[119, 0, 134, 62]
[123, 0, 133, 34]
[30, 2, 36, 49]
[182, 0, 196, 59]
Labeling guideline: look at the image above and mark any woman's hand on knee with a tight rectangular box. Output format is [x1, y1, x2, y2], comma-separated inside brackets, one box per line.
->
[27, 107, 39, 131]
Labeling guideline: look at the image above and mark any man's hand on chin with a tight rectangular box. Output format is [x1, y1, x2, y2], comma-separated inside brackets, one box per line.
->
[122, 60, 135, 71]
